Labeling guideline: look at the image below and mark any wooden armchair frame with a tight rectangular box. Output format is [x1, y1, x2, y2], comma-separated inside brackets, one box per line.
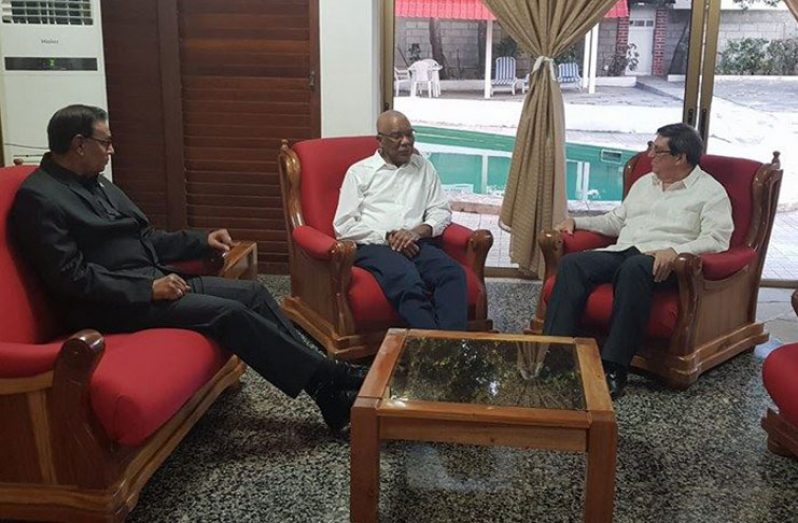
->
[278, 140, 493, 360]
[761, 289, 798, 460]
[0, 242, 256, 522]
[530, 152, 783, 388]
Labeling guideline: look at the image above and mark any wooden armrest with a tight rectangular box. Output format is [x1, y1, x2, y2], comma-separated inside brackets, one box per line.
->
[169, 253, 224, 276]
[218, 241, 258, 280]
[50, 329, 118, 485]
[441, 223, 493, 281]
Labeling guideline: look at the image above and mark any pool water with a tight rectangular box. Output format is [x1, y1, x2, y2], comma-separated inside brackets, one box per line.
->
[415, 126, 635, 202]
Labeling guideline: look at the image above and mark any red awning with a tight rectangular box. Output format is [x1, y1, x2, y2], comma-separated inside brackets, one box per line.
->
[395, 0, 496, 21]
[604, 0, 629, 19]
[396, 0, 627, 21]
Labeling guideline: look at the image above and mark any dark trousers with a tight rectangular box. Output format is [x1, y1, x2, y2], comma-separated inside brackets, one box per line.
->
[543, 248, 676, 369]
[67, 277, 322, 398]
[355, 240, 468, 330]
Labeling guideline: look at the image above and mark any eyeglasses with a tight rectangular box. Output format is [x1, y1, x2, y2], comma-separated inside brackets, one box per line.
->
[86, 135, 113, 150]
[378, 129, 416, 142]
[647, 141, 673, 157]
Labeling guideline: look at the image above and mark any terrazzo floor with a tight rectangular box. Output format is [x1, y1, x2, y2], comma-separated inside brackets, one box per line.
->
[126, 277, 798, 523]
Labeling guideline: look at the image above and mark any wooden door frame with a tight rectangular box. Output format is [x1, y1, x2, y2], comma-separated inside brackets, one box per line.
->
[310, 0, 322, 137]
[157, 0, 187, 230]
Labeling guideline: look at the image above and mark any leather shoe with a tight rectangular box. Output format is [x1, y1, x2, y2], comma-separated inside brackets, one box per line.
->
[330, 361, 369, 391]
[605, 368, 628, 400]
[311, 383, 357, 432]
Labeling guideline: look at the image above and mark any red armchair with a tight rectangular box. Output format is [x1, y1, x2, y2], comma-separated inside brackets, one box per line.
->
[278, 137, 493, 360]
[531, 151, 782, 388]
[0, 165, 255, 522]
[761, 289, 798, 460]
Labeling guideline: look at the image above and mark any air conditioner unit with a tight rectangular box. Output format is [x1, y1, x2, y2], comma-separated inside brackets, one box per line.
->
[0, 0, 110, 176]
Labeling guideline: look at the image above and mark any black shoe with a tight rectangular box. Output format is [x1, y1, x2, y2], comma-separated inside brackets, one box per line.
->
[330, 361, 369, 391]
[605, 368, 628, 400]
[311, 383, 357, 432]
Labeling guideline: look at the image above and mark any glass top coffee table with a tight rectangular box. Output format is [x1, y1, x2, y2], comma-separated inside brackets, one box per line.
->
[350, 329, 616, 523]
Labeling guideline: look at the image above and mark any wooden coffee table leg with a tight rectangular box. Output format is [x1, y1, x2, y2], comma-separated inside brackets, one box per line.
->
[350, 398, 380, 523]
[584, 413, 617, 522]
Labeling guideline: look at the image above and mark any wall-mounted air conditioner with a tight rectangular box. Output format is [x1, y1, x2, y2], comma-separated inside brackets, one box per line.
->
[0, 0, 109, 175]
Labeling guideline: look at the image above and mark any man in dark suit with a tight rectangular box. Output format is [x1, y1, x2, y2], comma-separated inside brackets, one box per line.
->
[9, 104, 364, 431]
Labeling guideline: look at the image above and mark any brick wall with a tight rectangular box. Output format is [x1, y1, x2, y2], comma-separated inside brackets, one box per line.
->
[395, 10, 797, 81]
[396, 18, 496, 79]
[652, 6, 669, 75]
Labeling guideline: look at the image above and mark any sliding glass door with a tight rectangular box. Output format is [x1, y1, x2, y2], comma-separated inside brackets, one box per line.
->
[382, 0, 795, 283]
[700, 0, 798, 284]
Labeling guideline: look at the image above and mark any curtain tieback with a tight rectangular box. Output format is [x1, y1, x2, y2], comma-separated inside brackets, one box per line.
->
[532, 56, 555, 76]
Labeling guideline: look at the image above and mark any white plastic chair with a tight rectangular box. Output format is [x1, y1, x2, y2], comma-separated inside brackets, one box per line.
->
[394, 67, 412, 96]
[409, 59, 442, 97]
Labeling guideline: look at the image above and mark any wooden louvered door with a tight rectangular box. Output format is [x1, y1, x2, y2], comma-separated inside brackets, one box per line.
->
[180, 0, 319, 273]
[102, 0, 320, 273]
[102, 0, 174, 229]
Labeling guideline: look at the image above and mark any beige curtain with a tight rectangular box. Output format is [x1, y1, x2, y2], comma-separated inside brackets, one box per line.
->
[482, 0, 621, 273]
[785, 0, 798, 21]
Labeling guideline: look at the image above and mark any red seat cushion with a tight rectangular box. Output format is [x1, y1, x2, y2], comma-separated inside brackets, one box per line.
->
[0, 165, 65, 345]
[348, 266, 484, 332]
[542, 277, 679, 339]
[763, 343, 798, 427]
[90, 329, 228, 446]
[293, 137, 379, 238]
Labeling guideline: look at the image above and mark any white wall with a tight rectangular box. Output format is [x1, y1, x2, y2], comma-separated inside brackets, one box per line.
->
[319, 0, 382, 137]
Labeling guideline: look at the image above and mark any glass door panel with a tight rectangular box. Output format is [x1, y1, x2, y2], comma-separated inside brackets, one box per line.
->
[703, 0, 798, 282]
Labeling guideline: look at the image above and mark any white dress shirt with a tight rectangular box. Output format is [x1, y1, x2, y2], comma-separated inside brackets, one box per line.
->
[333, 151, 451, 245]
[573, 165, 733, 255]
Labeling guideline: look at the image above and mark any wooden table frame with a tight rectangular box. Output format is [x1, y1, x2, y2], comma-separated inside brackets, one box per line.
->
[350, 329, 617, 523]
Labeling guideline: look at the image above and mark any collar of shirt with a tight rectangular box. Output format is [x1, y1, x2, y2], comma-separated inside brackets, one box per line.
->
[364, 150, 422, 172]
[651, 165, 702, 191]
[40, 152, 102, 188]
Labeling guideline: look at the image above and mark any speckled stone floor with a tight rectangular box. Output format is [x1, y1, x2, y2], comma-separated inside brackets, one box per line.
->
[127, 277, 798, 523]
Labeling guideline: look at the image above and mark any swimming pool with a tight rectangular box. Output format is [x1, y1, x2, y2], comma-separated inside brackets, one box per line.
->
[415, 126, 635, 202]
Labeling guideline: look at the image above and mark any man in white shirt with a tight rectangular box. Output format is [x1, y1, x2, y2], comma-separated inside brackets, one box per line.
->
[543, 123, 733, 398]
[333, 110, 467, 330]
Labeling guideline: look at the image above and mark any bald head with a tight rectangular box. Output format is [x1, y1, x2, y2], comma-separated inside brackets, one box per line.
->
[376, 110, 415, 166]
[377, 110, 410, 134]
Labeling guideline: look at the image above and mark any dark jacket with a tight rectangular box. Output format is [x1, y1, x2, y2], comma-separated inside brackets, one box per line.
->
[9, 154, 209, 307]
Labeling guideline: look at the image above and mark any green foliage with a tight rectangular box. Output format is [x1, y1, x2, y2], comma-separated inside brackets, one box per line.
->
[732, 0, 781, 9]
[765, 38, 798, 75]
[718, 37, 798, 75]
[495, 36, 518, 58]
[605, 43, 640, 76]
[407, 43, 421, 63]
[719, 38, 768, 74]
[555, 41, 583, 65]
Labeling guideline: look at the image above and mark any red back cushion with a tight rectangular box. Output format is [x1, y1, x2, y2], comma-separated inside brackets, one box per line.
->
[0, 165, 64, 343]
[292, 136, 379, 237]
[625, 153, 760, 248]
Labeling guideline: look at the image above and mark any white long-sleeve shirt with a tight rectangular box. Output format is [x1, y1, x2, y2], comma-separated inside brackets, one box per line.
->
[574, 166, 733, 255]
[333, 151, 451, 244]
